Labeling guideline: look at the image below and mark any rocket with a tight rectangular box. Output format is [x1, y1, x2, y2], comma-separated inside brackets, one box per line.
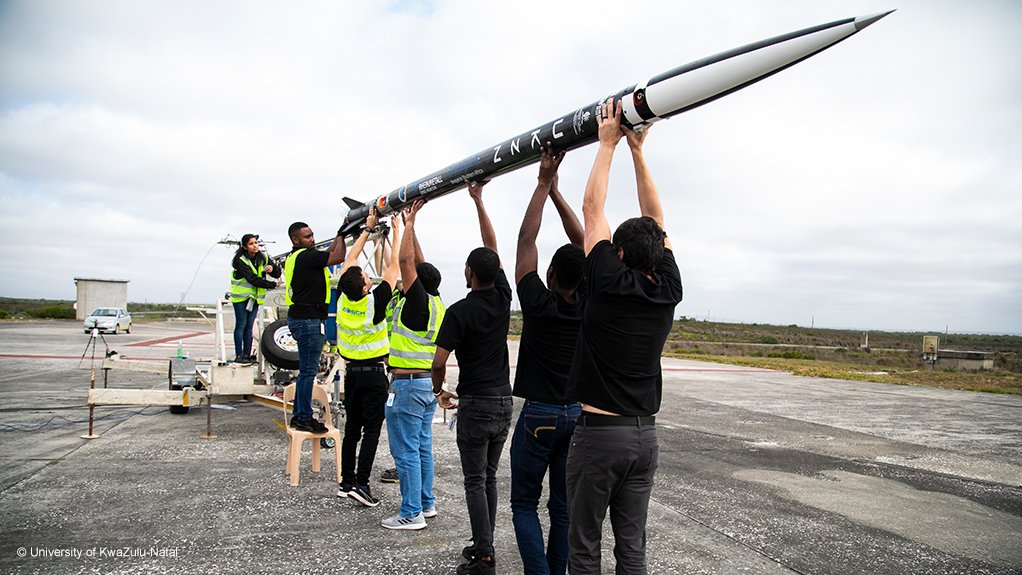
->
[339, 10, 893, 235]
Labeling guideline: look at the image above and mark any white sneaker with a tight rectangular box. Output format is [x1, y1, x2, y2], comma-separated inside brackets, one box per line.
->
[381, 512, 427, 530]
[422, 506, 437, 518]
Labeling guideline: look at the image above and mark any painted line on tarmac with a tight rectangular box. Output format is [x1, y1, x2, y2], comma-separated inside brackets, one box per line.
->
[125, 331, 208, 347]
[663, 366, 776, 373]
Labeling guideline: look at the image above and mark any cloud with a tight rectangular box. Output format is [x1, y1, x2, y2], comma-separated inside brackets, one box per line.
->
[1, 0, 1020, 333]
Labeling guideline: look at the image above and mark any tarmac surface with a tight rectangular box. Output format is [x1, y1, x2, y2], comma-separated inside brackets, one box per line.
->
[0, 320, 1020, 574]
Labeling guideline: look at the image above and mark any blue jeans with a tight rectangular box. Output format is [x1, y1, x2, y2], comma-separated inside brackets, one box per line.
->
[385, 374, 438, 517]
[457, 395, 514, 558]
[510, 401, 581, 575]
[232, 300, 259, 357]
[286, 317, 324, 421]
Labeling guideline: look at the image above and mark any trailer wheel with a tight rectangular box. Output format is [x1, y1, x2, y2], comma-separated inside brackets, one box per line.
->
[260, 319, 300, 370]
[169, 383, 190, 414]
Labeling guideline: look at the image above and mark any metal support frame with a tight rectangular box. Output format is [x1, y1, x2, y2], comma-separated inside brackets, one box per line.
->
[81, 231, 392, 440]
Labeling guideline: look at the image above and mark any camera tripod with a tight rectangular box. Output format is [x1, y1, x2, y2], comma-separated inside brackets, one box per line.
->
[79, 322, 112, 368]
[79, 323, 112, 439]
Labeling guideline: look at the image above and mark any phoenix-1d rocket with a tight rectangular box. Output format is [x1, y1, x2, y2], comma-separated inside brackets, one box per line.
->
[338, 11, 893, 235]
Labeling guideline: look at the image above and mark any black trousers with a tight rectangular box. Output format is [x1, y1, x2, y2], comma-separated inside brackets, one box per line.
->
[456, 395, 514, 558]
[340, 368, 389, 487]
[565, 423, 659, 575]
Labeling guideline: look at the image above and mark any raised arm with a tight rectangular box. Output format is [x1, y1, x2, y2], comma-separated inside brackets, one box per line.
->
[412, 226, 425, 265]
[326, 230, 347, 267]
[399, 200, 425, 288]
[381, 213, 401, 289]
[582, 98, 624, 254]
[549, 168, 583, 248]
[341, 206, 379, 272]
[468, 181, 497, 255]
[624, 125, 672, 250]
[516, 143, 563, 283]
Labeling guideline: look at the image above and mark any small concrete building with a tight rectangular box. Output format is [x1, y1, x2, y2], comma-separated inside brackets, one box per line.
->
[935, 349, 995, 371]
[74, 278, 129, 320]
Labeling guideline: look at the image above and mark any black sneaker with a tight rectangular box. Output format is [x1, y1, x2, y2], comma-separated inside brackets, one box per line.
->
[380, 467, 399, 483]
[456, 556, 495, 575]
[348, 484, 380, 507]
[308, 418, 328, 433]
[246, 354, 258, 363]
[336, 483, 353, 498]
[234, 356, 252, 366]
[289, 417, 316, 432]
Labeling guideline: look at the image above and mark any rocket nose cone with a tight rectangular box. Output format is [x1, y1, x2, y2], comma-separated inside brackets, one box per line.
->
[854, 9, 895, 31]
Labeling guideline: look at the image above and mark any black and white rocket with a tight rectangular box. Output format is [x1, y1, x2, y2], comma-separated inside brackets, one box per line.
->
[339, 11, 893, 235]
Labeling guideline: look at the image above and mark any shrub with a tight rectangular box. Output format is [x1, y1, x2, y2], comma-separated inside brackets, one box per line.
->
[0, 309, 9, 319]
[25, 306, 75, 319]
[758, 336, 780, 345]
[767, 350, 815, 360]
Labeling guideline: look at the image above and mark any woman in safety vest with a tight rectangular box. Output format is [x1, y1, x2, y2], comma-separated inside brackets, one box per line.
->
[229, 233, 281, 364]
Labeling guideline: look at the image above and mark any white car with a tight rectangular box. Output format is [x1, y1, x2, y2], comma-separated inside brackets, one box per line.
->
[83, 307, 132, 334]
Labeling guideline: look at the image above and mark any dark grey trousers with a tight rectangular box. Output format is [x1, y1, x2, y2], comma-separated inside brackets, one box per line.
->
[565, 423, 659, 575]
[456, 395, 514, 558]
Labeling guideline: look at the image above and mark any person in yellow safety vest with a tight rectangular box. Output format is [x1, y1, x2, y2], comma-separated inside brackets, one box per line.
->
[284, 220, 347, 435]
[229, 233, 282, 365]
[381, 199, 445, 531]
[335, 209, 401, 508]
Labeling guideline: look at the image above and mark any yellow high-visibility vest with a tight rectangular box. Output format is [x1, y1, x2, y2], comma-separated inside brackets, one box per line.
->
[388, 294, 445, 369]
[230, 255, 267, 305]
[336, 291, 389, 361]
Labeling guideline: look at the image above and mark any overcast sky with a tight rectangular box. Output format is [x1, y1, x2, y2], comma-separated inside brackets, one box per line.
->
[1, 0, 1019, 334]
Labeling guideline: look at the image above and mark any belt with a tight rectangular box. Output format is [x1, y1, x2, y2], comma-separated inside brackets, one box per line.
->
[346, 365, 386, 373]
[391, 372, 430, 380]
[579, 414, 655, 427]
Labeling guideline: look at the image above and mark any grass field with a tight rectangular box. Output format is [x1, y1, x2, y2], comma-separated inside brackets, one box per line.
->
[662, 351, 1022, 395]
[660, 318, 1022, 395]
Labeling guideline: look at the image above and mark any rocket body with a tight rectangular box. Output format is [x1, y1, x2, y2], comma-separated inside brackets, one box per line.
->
[338, 11, 891, 235]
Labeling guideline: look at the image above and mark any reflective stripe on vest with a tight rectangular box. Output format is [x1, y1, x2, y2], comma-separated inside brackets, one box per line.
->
[388, 294, 445, 369]
[284, 248, 331, 306]
[385, 289, 401, 336]
[230, 255, 267, 305]
[336, 291, 389, 360]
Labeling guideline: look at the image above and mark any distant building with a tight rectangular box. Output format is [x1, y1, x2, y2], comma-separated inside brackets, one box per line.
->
[74, 278, 129, 320]
[935, 349, 995, 371]
[922, 336, 995, 371]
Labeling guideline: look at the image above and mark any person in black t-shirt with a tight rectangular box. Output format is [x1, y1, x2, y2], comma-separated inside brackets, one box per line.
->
[509, 144, 586, 575]
[334, 210, 400, 508]
[432, 182, 511, 575]
[565, 99, 683, 575]
[284, 220, 347, 435]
